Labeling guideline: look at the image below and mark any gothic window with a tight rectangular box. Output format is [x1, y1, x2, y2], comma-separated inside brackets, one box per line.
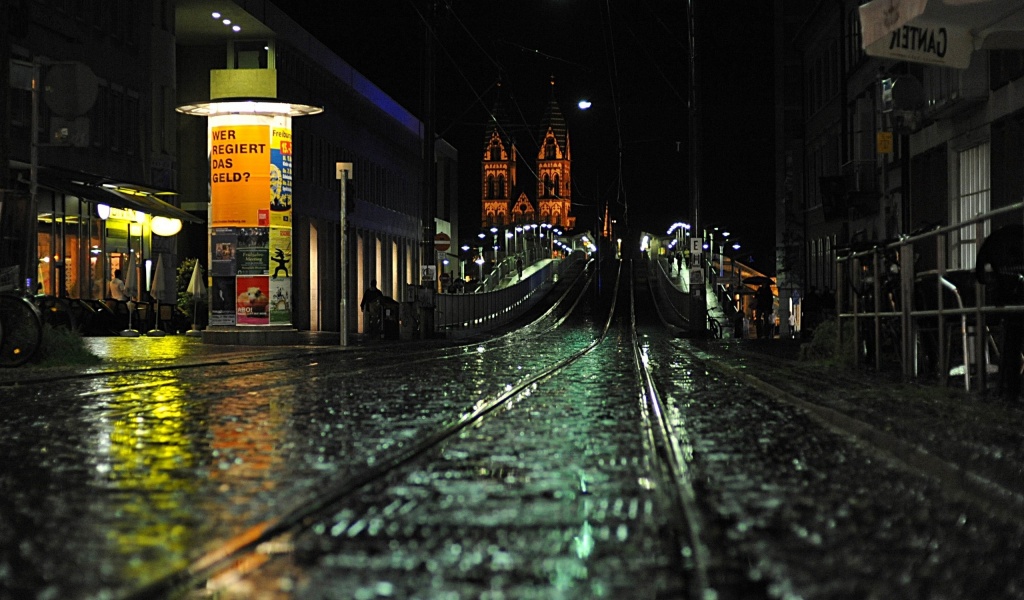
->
[487, 175, 495, 199]
[553, 174, 560, 197]
[498, 175, 505, 198]
[490, 143, 501, 161]
[545, 138, 557, 159]
[543, 174, 552, 197]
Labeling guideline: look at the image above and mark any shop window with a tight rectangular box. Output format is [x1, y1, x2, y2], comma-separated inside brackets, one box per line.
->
[952, 143, 991, 270]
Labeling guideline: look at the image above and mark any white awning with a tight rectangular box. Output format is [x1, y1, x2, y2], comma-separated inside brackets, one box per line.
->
[859, 0, 1024, 68]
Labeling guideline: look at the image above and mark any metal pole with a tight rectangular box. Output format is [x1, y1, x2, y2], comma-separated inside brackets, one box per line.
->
[28, 61, 39, 291]
[337, 162, 353, 346]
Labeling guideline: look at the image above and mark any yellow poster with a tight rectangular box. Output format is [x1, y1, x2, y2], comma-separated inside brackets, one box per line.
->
[210, 125, 271, 226]
[269, 227, 292, 280]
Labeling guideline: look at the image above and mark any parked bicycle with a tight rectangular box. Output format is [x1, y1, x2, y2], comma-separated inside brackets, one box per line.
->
[0, 290, 44, 367]
[707, 314, 723, 339]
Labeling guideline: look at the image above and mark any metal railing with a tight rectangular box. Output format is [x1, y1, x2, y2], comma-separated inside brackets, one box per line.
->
[836, 201, 1024, 389]
[433, 255, 581, 338]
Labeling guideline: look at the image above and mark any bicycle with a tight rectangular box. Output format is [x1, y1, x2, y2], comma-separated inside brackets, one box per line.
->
[0, 291, 44, 367]
[707, 315, 722, 339]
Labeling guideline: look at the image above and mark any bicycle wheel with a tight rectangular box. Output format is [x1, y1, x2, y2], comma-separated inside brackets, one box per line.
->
[0, 293, 44, 367]
[707, 317, 722, 339]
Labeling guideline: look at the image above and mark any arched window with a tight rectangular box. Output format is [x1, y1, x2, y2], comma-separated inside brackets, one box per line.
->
[487, 175, 495, 199]
[545, 138, 557, 159]
[543, 174, 552, 197]
[498, 175, 505, 198]
[553, 174, 560, 197]
[489, 141, 501, 161]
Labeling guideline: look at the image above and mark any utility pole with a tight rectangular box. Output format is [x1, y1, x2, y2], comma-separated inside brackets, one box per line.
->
[421, 0, 437, 283]
[687, 0, 707, 337]
[337, 162, 353, 346]
[1, 1, 10, 199]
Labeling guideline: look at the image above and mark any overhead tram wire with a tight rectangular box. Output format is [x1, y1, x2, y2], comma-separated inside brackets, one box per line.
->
[601, 0, 628, 225]
[407, 0, 547, 185]
[613, 0, 687, 106]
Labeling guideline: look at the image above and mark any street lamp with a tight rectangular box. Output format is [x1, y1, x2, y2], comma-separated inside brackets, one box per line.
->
[460, 244, 470, 279]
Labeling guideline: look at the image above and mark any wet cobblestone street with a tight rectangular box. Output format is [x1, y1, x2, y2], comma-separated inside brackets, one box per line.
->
[3, 263, 1024, 599]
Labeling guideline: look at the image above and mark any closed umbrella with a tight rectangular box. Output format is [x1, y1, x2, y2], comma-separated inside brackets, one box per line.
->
[119, 252, 140, 337]
[186, 260, 206, 337]
[146, 254, 167, 336]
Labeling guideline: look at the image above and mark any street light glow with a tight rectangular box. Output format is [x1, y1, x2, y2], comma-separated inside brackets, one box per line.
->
[578, 99, 592, 110]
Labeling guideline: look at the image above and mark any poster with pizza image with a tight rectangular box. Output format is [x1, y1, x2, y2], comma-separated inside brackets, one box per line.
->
[236, 275, 270, 325]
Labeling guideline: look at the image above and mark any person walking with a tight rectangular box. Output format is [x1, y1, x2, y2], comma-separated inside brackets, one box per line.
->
[516, 255, 524, 280]
[360, 279, 384, 338]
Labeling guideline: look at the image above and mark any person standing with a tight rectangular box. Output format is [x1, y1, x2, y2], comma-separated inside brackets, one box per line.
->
[516, 255, 524, 280]
[755, 283, 774, 339]
[360, 279, 384, 337]
[108, 269, 128, 301]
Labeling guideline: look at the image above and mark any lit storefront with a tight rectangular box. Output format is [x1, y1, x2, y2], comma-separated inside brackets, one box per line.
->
[27, 165, 200, 301]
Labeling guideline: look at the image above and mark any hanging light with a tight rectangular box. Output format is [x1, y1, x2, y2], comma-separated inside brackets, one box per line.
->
[151, 216, 183, 237]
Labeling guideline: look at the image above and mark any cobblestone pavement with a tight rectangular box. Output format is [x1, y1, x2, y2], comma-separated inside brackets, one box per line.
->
[3, 265, 1024, 599]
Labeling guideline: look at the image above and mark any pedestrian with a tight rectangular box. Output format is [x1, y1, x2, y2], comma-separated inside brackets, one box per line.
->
[755, 282, 774, 339]
[975, 223, 1024, 401]
[675, 251, 683, 274]
[516, 255, 523, 280]
[108, 269, 128, 301]
[360, 279, 384, 337]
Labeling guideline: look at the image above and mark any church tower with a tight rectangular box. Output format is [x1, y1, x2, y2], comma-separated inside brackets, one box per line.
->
[481, 84, 516, 228]
[480, 79, 576, 230]
[535, 78, 575, 229]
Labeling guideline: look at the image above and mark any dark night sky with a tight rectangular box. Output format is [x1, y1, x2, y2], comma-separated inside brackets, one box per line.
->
[282, 1, 774, 269]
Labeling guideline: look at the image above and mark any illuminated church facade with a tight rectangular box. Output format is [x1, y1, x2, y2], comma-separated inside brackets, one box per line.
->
[480, 81, 576, 230]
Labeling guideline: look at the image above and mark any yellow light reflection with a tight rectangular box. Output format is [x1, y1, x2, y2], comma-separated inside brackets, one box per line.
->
[106, 381, 197, 581]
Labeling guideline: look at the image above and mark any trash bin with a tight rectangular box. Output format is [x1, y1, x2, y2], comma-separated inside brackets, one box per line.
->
[381, 297, 400, 340]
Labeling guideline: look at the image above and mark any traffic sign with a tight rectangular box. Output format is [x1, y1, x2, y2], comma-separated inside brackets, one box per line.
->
[434, 232, 451, 252]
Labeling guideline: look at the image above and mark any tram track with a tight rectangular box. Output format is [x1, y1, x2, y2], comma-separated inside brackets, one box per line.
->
[116, 259, 712, 599]
[695, 343, 1024, 527]
[14, 256, 1023, 598]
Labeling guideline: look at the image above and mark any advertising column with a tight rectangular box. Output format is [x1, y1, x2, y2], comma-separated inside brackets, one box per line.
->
[207, 114, 293, 327]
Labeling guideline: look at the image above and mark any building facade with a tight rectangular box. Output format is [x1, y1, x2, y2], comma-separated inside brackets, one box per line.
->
[777, 0, 1024, 329]
[2, 0, 457, 338]
[1, 0, 191, 302]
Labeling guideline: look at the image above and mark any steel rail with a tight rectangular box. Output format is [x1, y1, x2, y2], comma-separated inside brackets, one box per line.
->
[120, 261, 621, 600]
[629, 261, 714, 600]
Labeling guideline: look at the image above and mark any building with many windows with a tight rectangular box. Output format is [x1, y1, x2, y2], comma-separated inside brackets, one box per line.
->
[1, 0, 457, 339]
[776, 0, 1024, 336]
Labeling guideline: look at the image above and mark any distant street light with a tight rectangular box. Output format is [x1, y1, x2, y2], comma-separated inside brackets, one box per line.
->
[578, 99, 592, 110]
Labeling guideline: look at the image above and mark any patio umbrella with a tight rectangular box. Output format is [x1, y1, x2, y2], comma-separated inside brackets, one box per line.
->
[186, 260, 206, 337]
[859, 0, 1024, 69]
[119, 252, 140, 337]
[145, 254, 167, 336]
[742, 276, 775, 288]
